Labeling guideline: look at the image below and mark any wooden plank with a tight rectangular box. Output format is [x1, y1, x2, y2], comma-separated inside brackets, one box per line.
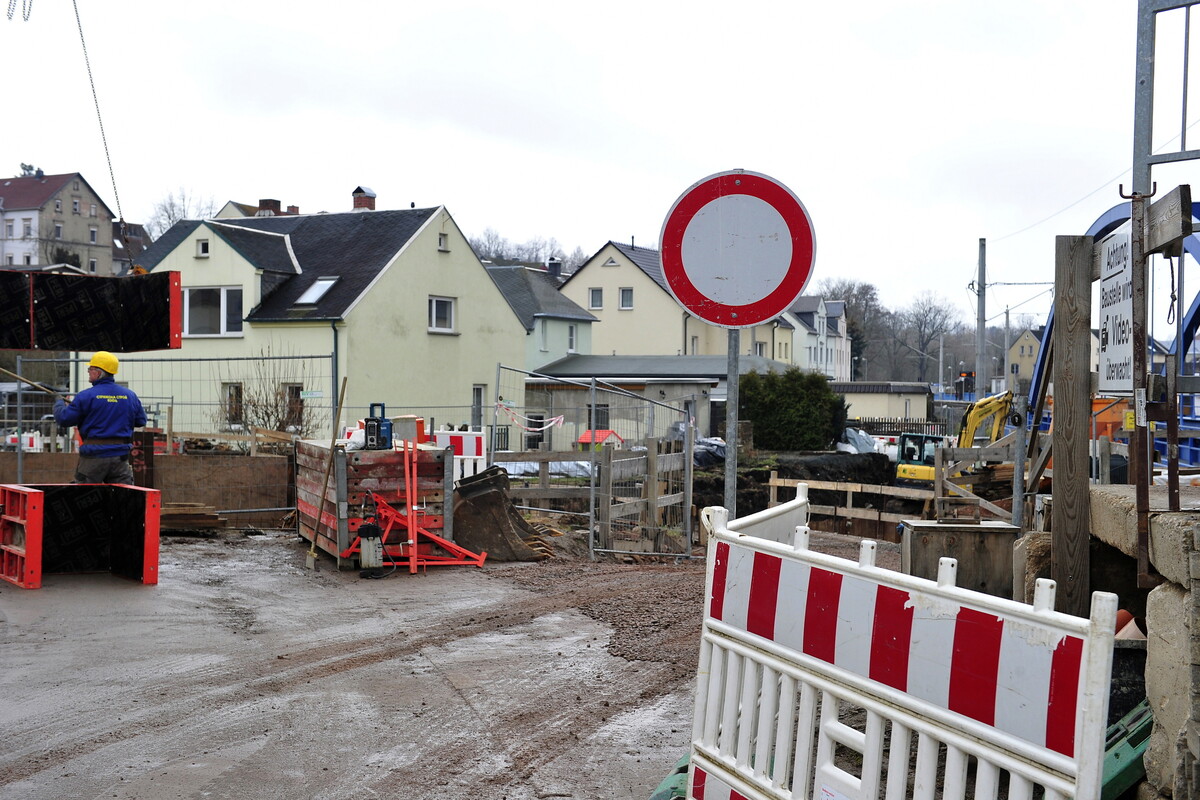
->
[610, 498, 647, 519]
[941, 481, 1013, 521]
[768, 476, 934, 502]
[808, 504, 909, 524]
[610, 456, 648, 482]
[507, 486, 592, 500]
[1053, 234, 1093, 615]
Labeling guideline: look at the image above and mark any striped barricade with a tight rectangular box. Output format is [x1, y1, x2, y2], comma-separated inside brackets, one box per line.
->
[691, 486, 1117, 800]
[432, 430, 487, 480]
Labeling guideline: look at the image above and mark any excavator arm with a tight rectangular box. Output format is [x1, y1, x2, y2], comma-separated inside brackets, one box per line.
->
[956, 391, 1014, 447]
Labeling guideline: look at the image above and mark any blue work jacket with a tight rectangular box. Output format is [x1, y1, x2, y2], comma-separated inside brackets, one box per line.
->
[53, 375, 148, 457]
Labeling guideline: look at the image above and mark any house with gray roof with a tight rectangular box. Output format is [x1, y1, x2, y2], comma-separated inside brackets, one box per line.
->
[560, 240, 848, 377]
[486, 264, 595, 370]
[128, 189, 526, 435]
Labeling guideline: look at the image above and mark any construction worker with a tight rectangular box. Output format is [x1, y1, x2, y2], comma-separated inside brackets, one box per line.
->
[53, 351, 147, 484]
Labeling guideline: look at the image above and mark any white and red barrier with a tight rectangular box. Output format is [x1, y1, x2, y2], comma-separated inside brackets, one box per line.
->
[691, 487, 1117, 800]
[433, 430, 487, 480]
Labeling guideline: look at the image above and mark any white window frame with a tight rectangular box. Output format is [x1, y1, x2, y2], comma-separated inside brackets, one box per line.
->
[54, 223, 63, 239]
[5, 254, 12, 265]
[196, 239, 210, 258]
[72, 198, 80, 214]
[183, 286, 244, 337]
[428, 296, 456, 333]
[55, 199, 62, 212]
[619, 287, 634, 310]
[567, 324, 577, 353]
[295, 277, 337, 305]
[88, 258, 97, 273]
[89, 203, 97, 217]
[437, 232, 450, 252]
[539, 319, 549, 352]
[754, 341, 766, 357]
[22, 218, 32, 237]
[4, 221, 11, 238]
[588, 288, 603, 309]
[23, 254, 32, 266]
[89, 227, 98, 244]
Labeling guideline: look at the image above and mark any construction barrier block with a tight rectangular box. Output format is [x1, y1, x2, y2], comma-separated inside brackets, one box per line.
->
[0, 483, 160, 589]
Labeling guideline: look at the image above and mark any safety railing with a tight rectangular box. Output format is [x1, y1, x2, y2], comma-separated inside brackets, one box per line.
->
[691, 487, 1117, 800]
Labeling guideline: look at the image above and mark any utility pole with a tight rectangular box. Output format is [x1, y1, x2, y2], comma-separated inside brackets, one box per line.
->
[1004, 307, 1012, 392]
[976, 238, 987, 398]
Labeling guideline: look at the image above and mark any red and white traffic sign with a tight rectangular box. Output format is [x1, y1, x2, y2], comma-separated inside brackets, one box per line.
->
[659, 170, 816, 328]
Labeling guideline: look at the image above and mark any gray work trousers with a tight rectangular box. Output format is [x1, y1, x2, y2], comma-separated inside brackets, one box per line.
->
[74, 455, 134, 485]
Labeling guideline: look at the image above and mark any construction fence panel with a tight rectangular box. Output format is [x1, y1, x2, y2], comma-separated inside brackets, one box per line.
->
[494, 365, 697, 557]
[693, 488, 1117, 800]
[8, 354, 335, 518]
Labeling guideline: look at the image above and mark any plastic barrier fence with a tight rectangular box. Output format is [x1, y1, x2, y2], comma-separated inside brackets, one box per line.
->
[433, 430, 486, 480]
[691, 487, 1117, 800]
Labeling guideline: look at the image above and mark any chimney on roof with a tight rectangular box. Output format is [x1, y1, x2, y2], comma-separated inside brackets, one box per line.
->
[352, 186, 376, 212]
[287, 205, 300, 215]
[548, 257, 562, 279]
[259, 199, 281, 215]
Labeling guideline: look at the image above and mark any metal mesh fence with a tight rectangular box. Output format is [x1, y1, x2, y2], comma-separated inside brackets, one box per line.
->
[493, 365, 697, 557]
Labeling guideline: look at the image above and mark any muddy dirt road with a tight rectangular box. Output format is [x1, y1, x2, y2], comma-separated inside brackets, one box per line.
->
[0, 528, 897, 800]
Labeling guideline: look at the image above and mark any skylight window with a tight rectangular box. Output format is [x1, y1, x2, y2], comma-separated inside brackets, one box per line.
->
[296, 277, 337, 305]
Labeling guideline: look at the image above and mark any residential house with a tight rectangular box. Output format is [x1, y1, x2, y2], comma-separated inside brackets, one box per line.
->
[559, 241, 849, 377]
[785, 296, 852, 380]
[486, 264, 595, 371]
[127, 188, 526, 435]
[1006, 328, 1042, 396]
[1015, 325, 1101, 397]
[0, 170, 115, 275]
[832, 381, 933, 421]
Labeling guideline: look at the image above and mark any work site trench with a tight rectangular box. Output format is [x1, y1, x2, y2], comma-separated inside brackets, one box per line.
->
[0, 525, 898, 800]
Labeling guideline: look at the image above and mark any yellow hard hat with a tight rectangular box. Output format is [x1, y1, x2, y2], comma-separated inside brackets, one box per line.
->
[88, 351, 119, 375]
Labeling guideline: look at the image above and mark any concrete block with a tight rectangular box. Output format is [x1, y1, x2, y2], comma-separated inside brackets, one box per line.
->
[1090, 484, 1200, 587]
[1144, 581, 1191, 794]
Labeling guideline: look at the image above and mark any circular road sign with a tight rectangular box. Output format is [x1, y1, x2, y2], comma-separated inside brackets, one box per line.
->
[659, 170, 816, 328]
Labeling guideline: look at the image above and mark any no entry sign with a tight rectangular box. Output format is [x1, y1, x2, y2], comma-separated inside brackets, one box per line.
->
[659, 170, 816, 328]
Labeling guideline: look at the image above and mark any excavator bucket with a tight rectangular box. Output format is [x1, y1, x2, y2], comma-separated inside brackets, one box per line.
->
[452, 466, 561, 561]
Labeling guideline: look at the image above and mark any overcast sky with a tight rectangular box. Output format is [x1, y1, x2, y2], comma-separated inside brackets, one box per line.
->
[4, 1, 1197, 336]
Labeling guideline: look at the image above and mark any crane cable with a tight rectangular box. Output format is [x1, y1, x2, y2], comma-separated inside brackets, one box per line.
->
[71, 0, 136, 258]
[6, 1, 32, 21]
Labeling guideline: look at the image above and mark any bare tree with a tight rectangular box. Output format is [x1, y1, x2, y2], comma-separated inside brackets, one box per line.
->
[146, 189, 217, 238]
[468, 228, 512, 261]
[563, 245, 588, 273]
[902, 292, 962, 383]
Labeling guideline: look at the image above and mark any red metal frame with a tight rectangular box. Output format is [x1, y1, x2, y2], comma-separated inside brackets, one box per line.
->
[0, 484, 44, 588]
[0, 483, 160, 589]
[340, 440, 486, 571]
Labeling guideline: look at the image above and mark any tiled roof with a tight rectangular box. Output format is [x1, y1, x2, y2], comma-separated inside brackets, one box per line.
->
[0, 172, 113, 217]
[0, 172, 74, 211]
[141, 207, 439, 320]
[487, 265, 595, 331]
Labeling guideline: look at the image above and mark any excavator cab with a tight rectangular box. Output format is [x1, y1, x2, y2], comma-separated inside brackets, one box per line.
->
[895, 432, 946, 485]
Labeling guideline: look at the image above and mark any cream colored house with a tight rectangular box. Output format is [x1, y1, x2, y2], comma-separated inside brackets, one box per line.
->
[831, 381, 933, 420]
[560, 242, 849, 378]
[123, 196, 525, 436]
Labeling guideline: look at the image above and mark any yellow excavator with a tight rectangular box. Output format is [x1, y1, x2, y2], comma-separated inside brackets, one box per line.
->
[894, 391, 1014, 486]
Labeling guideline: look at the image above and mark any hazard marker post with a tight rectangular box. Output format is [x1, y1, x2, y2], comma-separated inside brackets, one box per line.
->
[660, 170, 816, 515]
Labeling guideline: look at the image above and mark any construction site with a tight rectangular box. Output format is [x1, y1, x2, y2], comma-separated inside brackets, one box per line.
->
[9, 3, 1200, 799]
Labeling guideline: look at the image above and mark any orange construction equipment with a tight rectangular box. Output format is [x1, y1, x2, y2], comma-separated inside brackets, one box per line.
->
[339, 439, 486, 572]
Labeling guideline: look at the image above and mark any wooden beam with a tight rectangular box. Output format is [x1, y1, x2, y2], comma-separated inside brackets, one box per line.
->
[1052, 234, 1093, 616]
